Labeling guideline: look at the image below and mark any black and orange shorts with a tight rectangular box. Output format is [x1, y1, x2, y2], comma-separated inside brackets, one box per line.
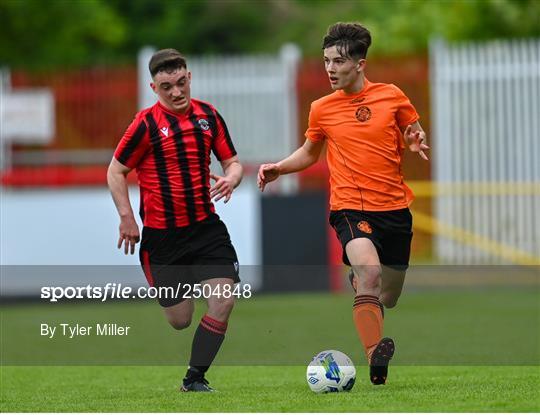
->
[329, 208, 413, 270]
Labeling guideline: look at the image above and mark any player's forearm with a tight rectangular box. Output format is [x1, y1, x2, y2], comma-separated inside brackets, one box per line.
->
[107, 168, 135, 219]
[223, 161, 243, 188]
[277, 146, 318, 175]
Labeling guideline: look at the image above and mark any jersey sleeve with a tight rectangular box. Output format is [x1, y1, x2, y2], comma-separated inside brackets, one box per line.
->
[113, 114, 150, 169]
[391, 85, 420, 128]
[305, 102, 326, 143]
[212, 110, 237, 161]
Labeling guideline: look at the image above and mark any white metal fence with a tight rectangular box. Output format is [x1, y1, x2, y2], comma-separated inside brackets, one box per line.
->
[139, 45, 301, 166]
[430, 38, 540, 264]
[0, 68, 55, 170]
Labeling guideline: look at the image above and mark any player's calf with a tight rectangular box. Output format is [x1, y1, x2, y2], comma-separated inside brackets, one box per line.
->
[207, 295, 235, 322]
[349, 268, 385, 317]
[348, 268, 358, 292]
[379, 294, 399, 309]
[166, 316, 192, 330]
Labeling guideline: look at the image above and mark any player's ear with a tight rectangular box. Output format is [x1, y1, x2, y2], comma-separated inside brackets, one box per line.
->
[150, 82, 157, 94]
[357, 59, 366, 72]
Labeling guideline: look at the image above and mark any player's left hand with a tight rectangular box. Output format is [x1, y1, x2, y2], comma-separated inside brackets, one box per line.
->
[210, 173, 235, 203]
[404, 125, 430, 161]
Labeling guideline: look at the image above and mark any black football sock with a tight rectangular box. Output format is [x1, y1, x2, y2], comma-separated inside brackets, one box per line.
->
[184, 314, 227, 382]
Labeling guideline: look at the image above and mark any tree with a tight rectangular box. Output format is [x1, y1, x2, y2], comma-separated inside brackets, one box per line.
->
[0, 0, 125, 70]
[1, 0, 538, 70]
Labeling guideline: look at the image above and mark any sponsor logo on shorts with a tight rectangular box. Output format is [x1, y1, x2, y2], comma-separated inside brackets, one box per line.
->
[357, 220, 373, 234]
[355, 106, 371, 122]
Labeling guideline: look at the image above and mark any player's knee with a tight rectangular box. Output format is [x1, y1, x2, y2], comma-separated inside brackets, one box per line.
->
[208, 296, 235, 319]
[357, 265, 382, 290]
[219, 296, 236, 313]
[167, 316, 192, 330]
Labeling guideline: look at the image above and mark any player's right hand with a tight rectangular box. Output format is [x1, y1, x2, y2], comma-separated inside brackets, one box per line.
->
[404, 125, 429, 161]
[257, 163, 280, 192]
[118, 216, 140, 255]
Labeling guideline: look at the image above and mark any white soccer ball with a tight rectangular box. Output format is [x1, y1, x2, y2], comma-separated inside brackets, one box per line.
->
[306, 350, 356, 393]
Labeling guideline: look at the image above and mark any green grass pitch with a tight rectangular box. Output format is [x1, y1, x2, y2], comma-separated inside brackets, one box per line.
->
[1, 289, 539, 412]
[2, 365, 539, 412]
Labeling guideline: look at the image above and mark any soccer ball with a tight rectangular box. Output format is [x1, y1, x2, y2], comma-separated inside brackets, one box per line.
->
[306, 350, 356, 393]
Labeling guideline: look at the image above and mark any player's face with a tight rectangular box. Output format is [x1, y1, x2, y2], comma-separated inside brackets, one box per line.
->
[324, 46, 365, 93]
[151, 67, 191, 113]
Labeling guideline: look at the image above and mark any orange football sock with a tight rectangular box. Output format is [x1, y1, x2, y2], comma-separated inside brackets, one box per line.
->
[352, 295, 383, 362]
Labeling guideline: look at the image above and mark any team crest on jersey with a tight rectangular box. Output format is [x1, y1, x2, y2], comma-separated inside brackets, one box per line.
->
[355, 106, 371, 122]
[198, 119, 210, 131]
[357, 221, 373, 234]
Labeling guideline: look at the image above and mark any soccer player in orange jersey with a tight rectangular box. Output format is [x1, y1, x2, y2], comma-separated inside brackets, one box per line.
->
[257, 22, 429, 385]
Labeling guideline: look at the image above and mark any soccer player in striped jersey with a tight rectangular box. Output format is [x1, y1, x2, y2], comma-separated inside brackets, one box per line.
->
[257, 23, 429, 385]
[108, 49, 243, 392]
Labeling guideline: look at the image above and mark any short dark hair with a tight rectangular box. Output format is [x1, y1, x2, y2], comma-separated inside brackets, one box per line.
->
[148, 48, 187, 77]
[322, 22, 372, 59]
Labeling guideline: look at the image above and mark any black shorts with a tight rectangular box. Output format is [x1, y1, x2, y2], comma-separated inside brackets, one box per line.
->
[329, 208, 413, 270]
[139, 213, 240, 307]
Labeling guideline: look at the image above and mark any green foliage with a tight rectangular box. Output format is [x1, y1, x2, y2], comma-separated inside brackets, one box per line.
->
[0, 0, 125, 70]
[272, 0, 540, 57]
[1, 0, 539, 69]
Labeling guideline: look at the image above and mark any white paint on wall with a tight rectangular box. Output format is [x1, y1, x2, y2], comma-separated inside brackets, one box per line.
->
[1, 184, 260, 266]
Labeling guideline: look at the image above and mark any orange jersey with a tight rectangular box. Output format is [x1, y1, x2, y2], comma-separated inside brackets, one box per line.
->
[305, 78, 419, 211]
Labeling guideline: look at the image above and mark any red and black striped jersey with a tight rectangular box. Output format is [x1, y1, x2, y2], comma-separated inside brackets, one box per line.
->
[113, 99, 237, 229]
